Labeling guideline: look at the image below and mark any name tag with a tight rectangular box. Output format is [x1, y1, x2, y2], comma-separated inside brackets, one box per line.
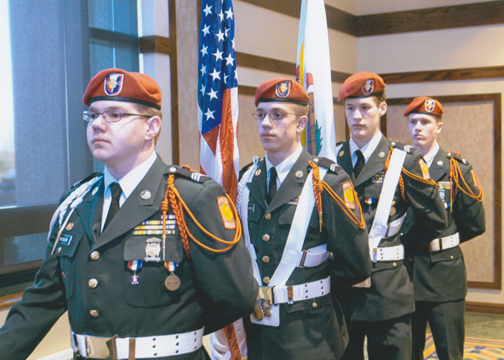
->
[58, 234, 73, 246]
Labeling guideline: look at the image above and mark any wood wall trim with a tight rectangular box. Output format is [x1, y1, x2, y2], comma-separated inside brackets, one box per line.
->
[236, 53, 504, 86]
[139, 35, 172, 55]
[466, 301, 504, 314]
[388, 93, 502, 290]
[236, 52, 350, 83]
[0, 292, 22, 310]
[356, 1, 504, 37]
[238, 0, 504, 37]
[238, 0, 356, 36]
[238, 85, 257, 97]
[381, 66, 504, 85]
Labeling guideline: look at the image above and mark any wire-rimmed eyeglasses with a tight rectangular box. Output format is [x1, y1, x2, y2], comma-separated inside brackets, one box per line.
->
[82, 110, 152, 123]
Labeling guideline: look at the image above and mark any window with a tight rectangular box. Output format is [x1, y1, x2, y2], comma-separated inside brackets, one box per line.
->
[0, 0, 139, 297]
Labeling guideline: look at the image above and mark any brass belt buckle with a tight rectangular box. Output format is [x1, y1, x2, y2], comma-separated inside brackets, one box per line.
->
[85, 335, 118, 360]
[254, 286, 274, 319]
[287, 286, 294, 304]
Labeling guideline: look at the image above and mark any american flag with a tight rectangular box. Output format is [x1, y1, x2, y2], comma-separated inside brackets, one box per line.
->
[198, 0, 239, 202]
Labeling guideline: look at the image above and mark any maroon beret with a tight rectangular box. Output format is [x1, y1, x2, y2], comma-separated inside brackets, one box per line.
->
[83, 68, 162, 110]
[337, 71, 386, 102]
[404, 97, 444, 117]
[254, 78, 310, 107]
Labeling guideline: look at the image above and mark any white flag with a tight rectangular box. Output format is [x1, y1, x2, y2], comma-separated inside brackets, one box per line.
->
[296, 0, 337, 161]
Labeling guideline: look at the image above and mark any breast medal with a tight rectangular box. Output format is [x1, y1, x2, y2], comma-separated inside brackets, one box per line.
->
[164, 261, 180, 291]
[127, 260, 143, 287]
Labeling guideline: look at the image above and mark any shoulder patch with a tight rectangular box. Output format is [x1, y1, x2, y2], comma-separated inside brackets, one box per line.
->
[72, 172, 101, 189]
[168, 165, 211, 183]
[217, 196, 236, 229]
[342, 181, 356, 209]
[390, 140, 416, 154]
[313, 157, 342, 173]
[447, 151, 468, 165]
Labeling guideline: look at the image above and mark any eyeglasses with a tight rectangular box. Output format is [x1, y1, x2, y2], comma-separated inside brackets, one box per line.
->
[82, 110, 152, 123]
[251, 110, 303, 121]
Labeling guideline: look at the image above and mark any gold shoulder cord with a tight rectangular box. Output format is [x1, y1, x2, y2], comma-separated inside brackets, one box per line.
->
[385, 148, 439, 202]
[449, 156, 484, 203]
[160, 171, 242, 258]
[309, 161, 366, 230]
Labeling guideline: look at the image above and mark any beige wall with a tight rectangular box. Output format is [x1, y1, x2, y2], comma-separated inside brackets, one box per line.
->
[175, 0, 358, 169]
[357, 23, 504, 303]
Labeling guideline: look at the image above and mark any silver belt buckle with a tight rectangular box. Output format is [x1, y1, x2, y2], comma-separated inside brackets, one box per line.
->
[257, 286, 274, 318]
[86, 335, 117, 359]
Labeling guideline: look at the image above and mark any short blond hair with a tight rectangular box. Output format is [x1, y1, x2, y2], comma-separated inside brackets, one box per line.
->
[133, 103, 163, 144]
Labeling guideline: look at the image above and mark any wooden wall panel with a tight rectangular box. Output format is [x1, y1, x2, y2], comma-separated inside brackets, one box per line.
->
[357, 1, 504, 36]
[387, 94, 502, 290]
[239, 0, 504, 37]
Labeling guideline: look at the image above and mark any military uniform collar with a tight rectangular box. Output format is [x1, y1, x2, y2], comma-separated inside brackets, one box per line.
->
[429, 146, 449, 181]
[349, 131, 383, 167]
[102, 151, 158, 232]
[423, 143, 440, 168]
[265, 145, 303, 189]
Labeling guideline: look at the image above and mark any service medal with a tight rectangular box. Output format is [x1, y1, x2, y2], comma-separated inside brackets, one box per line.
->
[130, 274, 140, 287]
[127, 260, 143, 287]
[164, 273, 181, 291]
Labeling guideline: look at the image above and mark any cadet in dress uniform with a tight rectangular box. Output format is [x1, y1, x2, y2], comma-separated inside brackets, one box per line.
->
[0, 68, 258, 360]
[334, 72, 448, 360]
[238, 78, 371, 360]
[402, 97, 485, 360]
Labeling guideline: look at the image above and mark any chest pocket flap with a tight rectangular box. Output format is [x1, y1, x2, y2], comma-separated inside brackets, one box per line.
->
[124, 236, 184, 263]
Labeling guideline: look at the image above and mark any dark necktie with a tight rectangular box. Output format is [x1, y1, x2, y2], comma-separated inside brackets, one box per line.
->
[267, 167, 277, 204]
[103, 182, 122, 230]
[354, 150, 365, 178]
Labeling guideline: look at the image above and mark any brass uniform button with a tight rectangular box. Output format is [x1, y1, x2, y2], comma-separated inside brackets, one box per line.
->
[392, 262, 397, 267]
[262, 234, 270, 242]
[89, 310, 100, 318]
[312, 302, 318, 308]
[264, 213, 272, 220]
[450, 256, 454, 260]
[90, 251, 100, 261]
[263, 276, 271, 284]
[262, 256, 270, 263]
[88, 278, 98, 289]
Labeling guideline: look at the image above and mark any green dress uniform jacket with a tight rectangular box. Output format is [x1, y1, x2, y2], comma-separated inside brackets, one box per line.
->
[403, 148, 485, 360]
[243, 149, 372, 360]
[0, 156, 258, 360]
[404, 148, 486, 301]
[334, 136, 447, 322]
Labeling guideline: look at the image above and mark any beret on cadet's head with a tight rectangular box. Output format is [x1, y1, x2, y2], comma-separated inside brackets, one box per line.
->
[254, 78, 310, 107]
[83, 68, 162, 110]
[337, 71, 386, 102]
[404, 97, 444, 117]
